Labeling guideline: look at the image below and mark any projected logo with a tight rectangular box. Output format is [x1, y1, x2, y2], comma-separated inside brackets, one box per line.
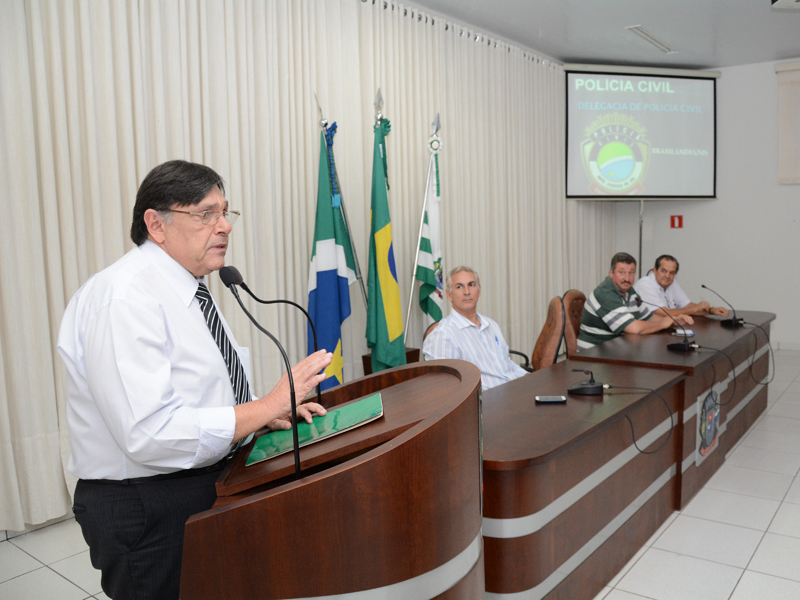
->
[581, 113, 650, 195]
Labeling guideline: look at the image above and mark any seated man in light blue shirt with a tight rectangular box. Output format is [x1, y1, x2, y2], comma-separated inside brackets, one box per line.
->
[423, 266, 527, 390]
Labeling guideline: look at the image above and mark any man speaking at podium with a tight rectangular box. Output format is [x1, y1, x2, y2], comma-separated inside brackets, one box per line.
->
[58, 160, 332, 600]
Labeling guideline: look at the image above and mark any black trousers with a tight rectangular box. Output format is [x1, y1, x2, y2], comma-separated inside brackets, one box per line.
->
[73, 465, 222, 600]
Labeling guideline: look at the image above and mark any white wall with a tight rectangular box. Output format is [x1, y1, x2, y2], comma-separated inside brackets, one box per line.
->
[613, 58, 800, 348]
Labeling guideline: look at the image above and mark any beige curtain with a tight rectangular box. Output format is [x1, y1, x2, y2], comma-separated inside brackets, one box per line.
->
[777, 61, 800, 184]
[0, 0, 615, 531]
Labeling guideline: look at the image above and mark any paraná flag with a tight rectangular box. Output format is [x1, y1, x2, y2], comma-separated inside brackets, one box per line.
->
[307, 125, 356, 389]
[366, 118, 406, 372]
[415, 151, 443, 326]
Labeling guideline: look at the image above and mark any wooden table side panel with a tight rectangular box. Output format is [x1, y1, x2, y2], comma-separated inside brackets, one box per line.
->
[545, 482, 675, 600]
[681, 353, 766, 458]
[484, 385, 680, 519]
[484, 390, 680, 593]
[484, 430, 676, 592]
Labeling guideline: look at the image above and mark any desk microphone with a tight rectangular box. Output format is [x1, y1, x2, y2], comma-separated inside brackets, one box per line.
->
[701, 285, 744, 328]
[219, 266, 302, 478]
[636, 297, 697, 352]
[221, 266, 322, 406]
[568, 369, 605, 395]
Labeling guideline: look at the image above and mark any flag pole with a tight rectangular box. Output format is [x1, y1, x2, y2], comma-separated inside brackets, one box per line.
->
[331, 160, 368, 310]
[404, 155, 435, 345]
[314, 93, 368, 310]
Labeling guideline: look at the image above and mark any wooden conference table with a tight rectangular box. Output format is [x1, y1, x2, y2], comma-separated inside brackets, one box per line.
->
[482, 310, 774, 600]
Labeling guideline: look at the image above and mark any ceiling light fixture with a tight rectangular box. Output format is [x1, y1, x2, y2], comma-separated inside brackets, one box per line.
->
[625, 25, 678, 54]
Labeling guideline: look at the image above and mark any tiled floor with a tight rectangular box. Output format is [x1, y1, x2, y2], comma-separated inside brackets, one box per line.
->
[0, 518, 106, 599]
[594, 348, 800, 600]
[2, 350, 799, 600]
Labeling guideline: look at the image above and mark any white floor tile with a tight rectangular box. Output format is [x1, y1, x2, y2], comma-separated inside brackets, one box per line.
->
[784, 380, 800, 394]
[768, 390, 788, 406]
[754, 415, 800, 436]
[740, 429, 800, 455]
[681, 488, 780, 531]
[748, 533, 800, 582]
[592, 586, 613, 600]
[770, 365, 800, 382]
[0, 566, 90, 600]
[617, 548, 742, 600]
[643, 511, 679, 547]
[705, 464, 794, 501]
[607, 544, 648, 588]
[10, 519, 88, 565]
[604, 590, 653, 600]
[651, 515, 763, 568]
[0, 540, 43, 583]
[769, 378, 792, 394]
[785, 477, 800, 505]
[730, 571, 800, 600]
[773, 390, 800, 405]
[768, 502, 800, 538]
[767, 402, 800, 421]
[726, 444, 800, 476]
[50, 550, 102, 596]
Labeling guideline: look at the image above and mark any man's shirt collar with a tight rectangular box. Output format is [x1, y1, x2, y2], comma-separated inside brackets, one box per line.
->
[138, 240, 202, 307]
[450, 309, 488, 331]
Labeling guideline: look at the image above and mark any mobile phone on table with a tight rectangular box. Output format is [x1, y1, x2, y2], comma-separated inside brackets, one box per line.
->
[535, 395, 567, 403]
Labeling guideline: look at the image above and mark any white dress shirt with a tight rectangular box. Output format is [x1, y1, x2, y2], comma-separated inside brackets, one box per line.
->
[634, 272, 691, 310]
[422, 310, 527, 390]
[58, 241, 249, 480]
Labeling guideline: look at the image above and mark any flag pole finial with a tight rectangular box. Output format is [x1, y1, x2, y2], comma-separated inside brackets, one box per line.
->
[374, 88, 384, 123]
[431, 113, 441, 135]
[314, 92, 327, 129]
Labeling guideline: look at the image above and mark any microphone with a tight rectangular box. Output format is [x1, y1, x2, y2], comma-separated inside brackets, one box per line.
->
[636, 296, 697, 352]
[219, 266, 303, 478]
[221, 266, 322, 405]
[568, 369, 605, 395]
[701, 285, 744, 328]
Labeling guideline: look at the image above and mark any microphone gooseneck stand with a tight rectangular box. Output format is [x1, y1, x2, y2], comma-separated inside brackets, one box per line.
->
[701, 284, 744, 329]
[636, 296, 697, 352]
[222, 266, 323, 406]
[219, 269, 302, 479]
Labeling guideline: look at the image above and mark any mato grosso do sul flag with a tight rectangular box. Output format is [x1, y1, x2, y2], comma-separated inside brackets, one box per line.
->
[366, 117, 406, 373]
[307, 124, 356, 389]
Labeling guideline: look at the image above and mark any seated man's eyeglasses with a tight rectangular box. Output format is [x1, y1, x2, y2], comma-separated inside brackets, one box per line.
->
[165, 208, 240, 225]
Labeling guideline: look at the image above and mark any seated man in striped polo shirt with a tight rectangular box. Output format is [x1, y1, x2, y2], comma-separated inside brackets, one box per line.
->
[578, 252, 693, 350]
[423, 266, 527, 390]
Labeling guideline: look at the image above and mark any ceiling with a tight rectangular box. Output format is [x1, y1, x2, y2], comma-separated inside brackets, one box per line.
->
[406, 0, 800, 70]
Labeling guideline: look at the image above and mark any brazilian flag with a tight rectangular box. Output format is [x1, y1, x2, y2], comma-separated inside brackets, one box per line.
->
[366, 118, 406, 373]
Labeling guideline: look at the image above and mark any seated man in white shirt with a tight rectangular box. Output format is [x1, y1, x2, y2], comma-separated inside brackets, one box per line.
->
[422, 266, 527, 390]
[634, 254, 730, 317]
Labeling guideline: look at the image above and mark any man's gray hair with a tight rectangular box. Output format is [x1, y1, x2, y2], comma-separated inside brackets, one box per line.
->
[446, 266, 481, 291]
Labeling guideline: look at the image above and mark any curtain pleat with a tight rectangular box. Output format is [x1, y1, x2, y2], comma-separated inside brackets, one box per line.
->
[0, 0, 615, 530]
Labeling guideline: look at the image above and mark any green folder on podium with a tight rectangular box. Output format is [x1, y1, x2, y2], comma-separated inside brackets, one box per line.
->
[246, 393, 384, 467]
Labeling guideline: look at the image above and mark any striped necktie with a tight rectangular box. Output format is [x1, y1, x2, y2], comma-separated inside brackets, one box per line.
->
[195, 282, 252, 405]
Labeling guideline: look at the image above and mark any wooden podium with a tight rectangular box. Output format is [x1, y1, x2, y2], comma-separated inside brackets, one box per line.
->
[180, 360, 485, 600]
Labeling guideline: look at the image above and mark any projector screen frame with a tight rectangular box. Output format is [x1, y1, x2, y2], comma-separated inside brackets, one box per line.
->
[564, 64, 718, 201]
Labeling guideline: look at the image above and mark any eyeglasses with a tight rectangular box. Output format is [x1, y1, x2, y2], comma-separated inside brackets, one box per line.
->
[165, 208, 240, 225]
